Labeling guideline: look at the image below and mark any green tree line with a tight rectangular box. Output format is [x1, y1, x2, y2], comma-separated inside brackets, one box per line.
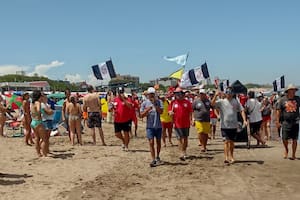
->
[0, 74, 79, 91]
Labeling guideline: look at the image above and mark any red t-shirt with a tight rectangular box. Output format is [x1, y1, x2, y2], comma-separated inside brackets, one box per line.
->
[113, 97, 133, 123]
[127, 98, 139, 120]
[169, 99, 192, 128]
[210, 108, 217, 119]
[239, 94, 248, 107]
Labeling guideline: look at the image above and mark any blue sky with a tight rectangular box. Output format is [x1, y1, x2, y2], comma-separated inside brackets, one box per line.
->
[0, 0, 299, 86]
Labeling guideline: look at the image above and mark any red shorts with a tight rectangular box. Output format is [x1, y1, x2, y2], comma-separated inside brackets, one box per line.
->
[162, 122, 173, 129]
[262, 115, 271, 122]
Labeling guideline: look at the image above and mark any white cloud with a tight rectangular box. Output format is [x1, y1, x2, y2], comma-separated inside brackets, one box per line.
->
[0, 60, 64, 77]
[28, 60, 64, 76]
[64, 74, 83, 83]
[0, 65, 30, 75]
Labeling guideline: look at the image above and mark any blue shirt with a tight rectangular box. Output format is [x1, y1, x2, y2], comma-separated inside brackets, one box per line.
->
[140, 99, 163, 129]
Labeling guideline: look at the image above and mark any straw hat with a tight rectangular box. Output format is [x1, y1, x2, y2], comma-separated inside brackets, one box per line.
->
[285, 84, 298, 93]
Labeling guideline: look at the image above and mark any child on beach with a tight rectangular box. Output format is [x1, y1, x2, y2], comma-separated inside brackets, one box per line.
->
[66, 96, 83, 145]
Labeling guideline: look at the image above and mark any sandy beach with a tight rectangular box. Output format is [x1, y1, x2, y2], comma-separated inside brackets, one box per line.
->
[0, 120, 300, 200]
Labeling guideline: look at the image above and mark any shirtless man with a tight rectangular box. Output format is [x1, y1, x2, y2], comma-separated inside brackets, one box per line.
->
[83, 86, 106, 145]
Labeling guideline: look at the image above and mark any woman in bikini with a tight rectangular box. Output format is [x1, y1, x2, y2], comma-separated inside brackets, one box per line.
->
[0, 95, 8, 137]
[66, 96, 83, 145]
[22, 93, 34, 145]
[30, 90, 47, 157]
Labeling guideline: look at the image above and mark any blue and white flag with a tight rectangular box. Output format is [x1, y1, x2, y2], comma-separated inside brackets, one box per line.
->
[92, 60, 117, 80]
[163, 54, 188, 66]
[273, 75, 285, 92]
[179, 62, 210, 88]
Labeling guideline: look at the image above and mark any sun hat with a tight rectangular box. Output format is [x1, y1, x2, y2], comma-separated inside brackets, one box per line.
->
[285, 84, 298, 93]
[147, 87, 156, 94]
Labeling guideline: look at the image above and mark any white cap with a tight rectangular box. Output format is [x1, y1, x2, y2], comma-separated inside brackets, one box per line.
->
[199, 89, 206, 94]
[147, 87, 156, 94]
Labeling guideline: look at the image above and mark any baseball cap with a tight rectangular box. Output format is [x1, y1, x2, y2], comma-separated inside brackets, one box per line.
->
[199, 89, 206, 94]
[147, 87, 156, 94]
[118, 87, 125, 93]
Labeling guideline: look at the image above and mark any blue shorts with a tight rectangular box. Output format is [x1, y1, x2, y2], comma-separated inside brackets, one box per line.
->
[146, 128, 162, 140]
[42, 120, 53, 130]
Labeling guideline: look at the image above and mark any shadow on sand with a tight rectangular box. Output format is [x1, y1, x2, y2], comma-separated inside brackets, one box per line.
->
[186, 155, 214, 161]
[0, 173, 33, 186]
[50, 153, 75, 160]
[232, 160, 264, 165]
[162, 161, 189, 166]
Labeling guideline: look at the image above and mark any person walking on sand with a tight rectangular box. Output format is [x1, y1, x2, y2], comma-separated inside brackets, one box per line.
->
[209, 91, 219, 140]
[140, 87, 163, 167]
[41, 94, 54, 154]
[245, 91, 266, 146]
[30, 90, 47, 157]
[261, 97, 272, 141]
[67, 96, 83, 145]
[160, 93, 173, 147]
[211, 87, 247, 164]
[22, 93, 34, 145]
[109, 87, 133, 151]
[276, 84, 300, 160]
[192, 89, 211, 152]
[83, 86, 106, 146]
[169, 87, 193, 161]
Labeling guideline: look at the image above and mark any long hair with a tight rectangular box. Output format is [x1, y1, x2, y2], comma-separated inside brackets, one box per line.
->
[32, 90, 42, 103]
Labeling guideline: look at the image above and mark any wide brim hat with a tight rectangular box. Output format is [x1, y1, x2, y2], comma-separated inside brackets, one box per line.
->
[285, 84, 298, 93]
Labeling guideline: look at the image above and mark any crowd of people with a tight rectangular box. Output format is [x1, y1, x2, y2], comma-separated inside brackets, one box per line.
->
[0, 83, 299, 166]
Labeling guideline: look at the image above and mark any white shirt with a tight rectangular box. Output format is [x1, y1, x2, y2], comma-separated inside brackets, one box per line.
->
[245, 98, 262, 123]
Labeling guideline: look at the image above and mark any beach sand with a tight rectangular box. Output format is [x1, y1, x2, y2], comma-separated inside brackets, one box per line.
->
[0, 121, 300, 200]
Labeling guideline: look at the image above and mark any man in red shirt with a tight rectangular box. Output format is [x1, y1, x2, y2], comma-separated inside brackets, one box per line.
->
[109, 87, 133, 151]
[169, 87, 193, 161]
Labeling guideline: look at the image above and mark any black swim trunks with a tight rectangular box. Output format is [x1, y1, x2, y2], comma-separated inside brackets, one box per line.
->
[87, 112, 102, 128]
[282, 121, 299, 140]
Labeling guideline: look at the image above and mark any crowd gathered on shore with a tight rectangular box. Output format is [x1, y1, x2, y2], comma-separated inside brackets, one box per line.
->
[0, 83, 299, 167]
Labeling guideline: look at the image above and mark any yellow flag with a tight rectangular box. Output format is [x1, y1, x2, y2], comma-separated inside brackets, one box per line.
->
[169, 67, 184, 79]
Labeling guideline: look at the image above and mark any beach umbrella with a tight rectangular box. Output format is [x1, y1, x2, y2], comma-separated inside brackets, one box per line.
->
[7, 94, 23, 110]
